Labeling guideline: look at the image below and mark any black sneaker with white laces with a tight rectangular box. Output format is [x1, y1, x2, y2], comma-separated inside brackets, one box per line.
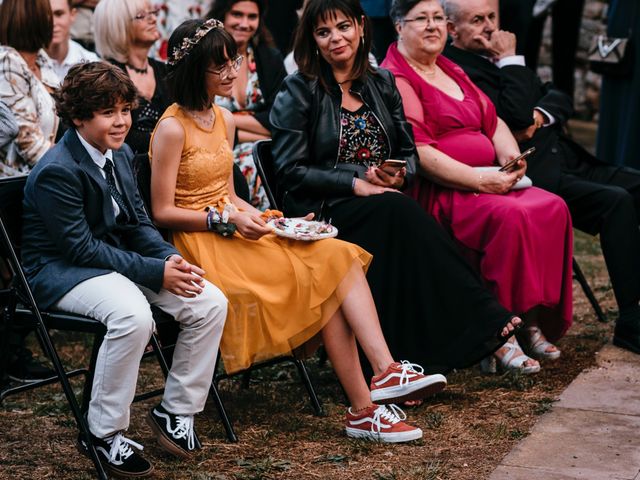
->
[77, 431, 154, 478]
[147, 404, 201, 459]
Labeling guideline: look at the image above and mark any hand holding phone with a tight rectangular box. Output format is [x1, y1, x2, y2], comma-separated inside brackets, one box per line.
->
[378, 159, 407, 175]
[499, 147, 536, 172]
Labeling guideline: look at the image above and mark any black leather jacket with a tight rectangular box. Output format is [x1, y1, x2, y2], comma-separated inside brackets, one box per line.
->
[270, 66, 418, 217]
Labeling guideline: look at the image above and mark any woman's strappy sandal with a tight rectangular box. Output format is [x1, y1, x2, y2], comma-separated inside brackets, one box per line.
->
[517, 326, 561, 361]
[480, 338, 541, 375]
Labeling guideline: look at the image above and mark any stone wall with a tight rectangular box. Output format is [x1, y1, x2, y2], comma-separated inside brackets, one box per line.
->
[536, 0, 608, 121]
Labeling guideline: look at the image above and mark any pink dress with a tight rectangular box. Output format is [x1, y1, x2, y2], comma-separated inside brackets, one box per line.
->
[382, 43, 573, 342]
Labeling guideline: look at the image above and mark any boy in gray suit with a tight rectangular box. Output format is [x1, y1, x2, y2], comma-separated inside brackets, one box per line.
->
[22, 62, 227, 477]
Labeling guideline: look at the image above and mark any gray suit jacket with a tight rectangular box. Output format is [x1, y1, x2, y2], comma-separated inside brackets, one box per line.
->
[22, 129, 178, 310]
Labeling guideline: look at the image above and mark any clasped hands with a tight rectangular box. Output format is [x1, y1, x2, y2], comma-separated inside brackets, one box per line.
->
[163, 255, 206, 298]
[354, 164, 406, 197]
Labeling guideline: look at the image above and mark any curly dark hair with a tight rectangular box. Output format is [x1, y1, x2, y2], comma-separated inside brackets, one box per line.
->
[166, 19, 238, 111]
[53, 61, 139, 125]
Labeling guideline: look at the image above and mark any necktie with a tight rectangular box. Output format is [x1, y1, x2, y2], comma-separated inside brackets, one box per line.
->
[103, 159, 130, 223]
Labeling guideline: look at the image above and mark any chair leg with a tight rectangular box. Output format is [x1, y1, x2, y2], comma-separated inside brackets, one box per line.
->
[0, 299, 15, 388]
[33, 322, 108, 480]
[293, 358, 324, 416]
[208, 380, 238, 442]
[81, 333, 104, 414]
[148, 334, 170, 377]
[241, 371, 251, 389]
[573, 258, 608, 323]
[211, 352, 237, 442]
[317, 346, 328, 367]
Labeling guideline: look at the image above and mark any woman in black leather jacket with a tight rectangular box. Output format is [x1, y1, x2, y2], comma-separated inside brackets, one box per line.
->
[271, 0, 520, 374]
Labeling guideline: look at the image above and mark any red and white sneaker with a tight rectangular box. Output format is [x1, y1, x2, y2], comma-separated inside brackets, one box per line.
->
[345, 404, 422, 443]
[370, 361, 447, 404]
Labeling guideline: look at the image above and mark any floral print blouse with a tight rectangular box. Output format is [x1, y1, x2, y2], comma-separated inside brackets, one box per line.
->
[338, 105, 390, 166]
[0, 47, 59, 176]
[214, 46, 265, 113]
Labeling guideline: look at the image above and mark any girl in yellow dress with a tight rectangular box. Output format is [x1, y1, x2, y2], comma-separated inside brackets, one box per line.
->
[147, 18, 488, 443]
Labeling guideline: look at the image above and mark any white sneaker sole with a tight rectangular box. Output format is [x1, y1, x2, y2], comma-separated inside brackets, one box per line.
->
[345, 426, 423, 443]
[146, 412, 193, 460]
[371, 373, 447, 404]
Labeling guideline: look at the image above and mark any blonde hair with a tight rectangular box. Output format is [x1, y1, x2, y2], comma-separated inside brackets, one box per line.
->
[94, 0, 148, 63]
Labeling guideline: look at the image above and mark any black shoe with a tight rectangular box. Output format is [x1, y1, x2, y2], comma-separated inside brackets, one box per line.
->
[613, 310, 640, 354]
[147, 404, 201, 459]
[8, 348, 56, 382]
[77, 431, 154, 478]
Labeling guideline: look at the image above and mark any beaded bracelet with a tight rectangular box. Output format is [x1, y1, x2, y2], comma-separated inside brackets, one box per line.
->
[474, 174, 483, 197]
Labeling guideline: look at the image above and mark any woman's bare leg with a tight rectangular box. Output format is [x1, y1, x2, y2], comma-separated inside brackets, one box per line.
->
[335, 267, 394, 375]
[321, 309, 373, 411]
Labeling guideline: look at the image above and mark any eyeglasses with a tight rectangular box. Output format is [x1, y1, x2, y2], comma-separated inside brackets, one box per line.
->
[402, 14, 447, 27]
[132, 9, 160, 21]
[206, 55, 244, 81]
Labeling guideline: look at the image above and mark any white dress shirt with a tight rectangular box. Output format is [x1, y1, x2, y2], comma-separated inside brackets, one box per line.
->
[76, 130, 122, 217]
[45, 40, 100, 83]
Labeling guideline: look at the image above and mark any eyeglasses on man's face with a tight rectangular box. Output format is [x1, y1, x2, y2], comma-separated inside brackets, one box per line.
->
[132, 8, 160, 21]
[402, 14, 447, 27]
[207, 55, 244, 81]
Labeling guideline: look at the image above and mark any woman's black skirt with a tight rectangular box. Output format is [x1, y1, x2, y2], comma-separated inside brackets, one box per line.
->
[327, 192, 511, 373]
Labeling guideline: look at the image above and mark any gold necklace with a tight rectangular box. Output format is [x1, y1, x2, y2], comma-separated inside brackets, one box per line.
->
[408, 60, 437, 77]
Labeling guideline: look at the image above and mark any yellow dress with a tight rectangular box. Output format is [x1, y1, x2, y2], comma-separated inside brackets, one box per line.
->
[150, 104, 372, 374]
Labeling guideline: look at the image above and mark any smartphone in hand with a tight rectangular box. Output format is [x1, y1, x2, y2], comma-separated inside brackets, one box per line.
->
[378, 159, 407, 175]
[499, 147, 536, 172]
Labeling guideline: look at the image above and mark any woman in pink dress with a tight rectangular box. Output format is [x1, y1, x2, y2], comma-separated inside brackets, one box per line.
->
[382, 0, 573, 373]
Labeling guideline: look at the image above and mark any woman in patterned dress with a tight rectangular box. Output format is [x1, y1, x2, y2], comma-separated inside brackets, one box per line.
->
[0, 0, 59, 175]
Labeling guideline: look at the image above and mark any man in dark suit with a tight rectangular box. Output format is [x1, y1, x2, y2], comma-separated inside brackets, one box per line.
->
[442, 0, 640, 355]
[22, 62, 227, 477]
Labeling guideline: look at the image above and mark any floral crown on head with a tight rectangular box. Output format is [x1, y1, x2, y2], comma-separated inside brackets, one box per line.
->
[168, 18, 225, 66]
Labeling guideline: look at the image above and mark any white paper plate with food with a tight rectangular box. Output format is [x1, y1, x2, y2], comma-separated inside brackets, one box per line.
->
[267, 217, 338, 241]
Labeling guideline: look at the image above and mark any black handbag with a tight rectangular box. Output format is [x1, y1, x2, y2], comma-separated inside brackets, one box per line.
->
[589, 1, 636, 77]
